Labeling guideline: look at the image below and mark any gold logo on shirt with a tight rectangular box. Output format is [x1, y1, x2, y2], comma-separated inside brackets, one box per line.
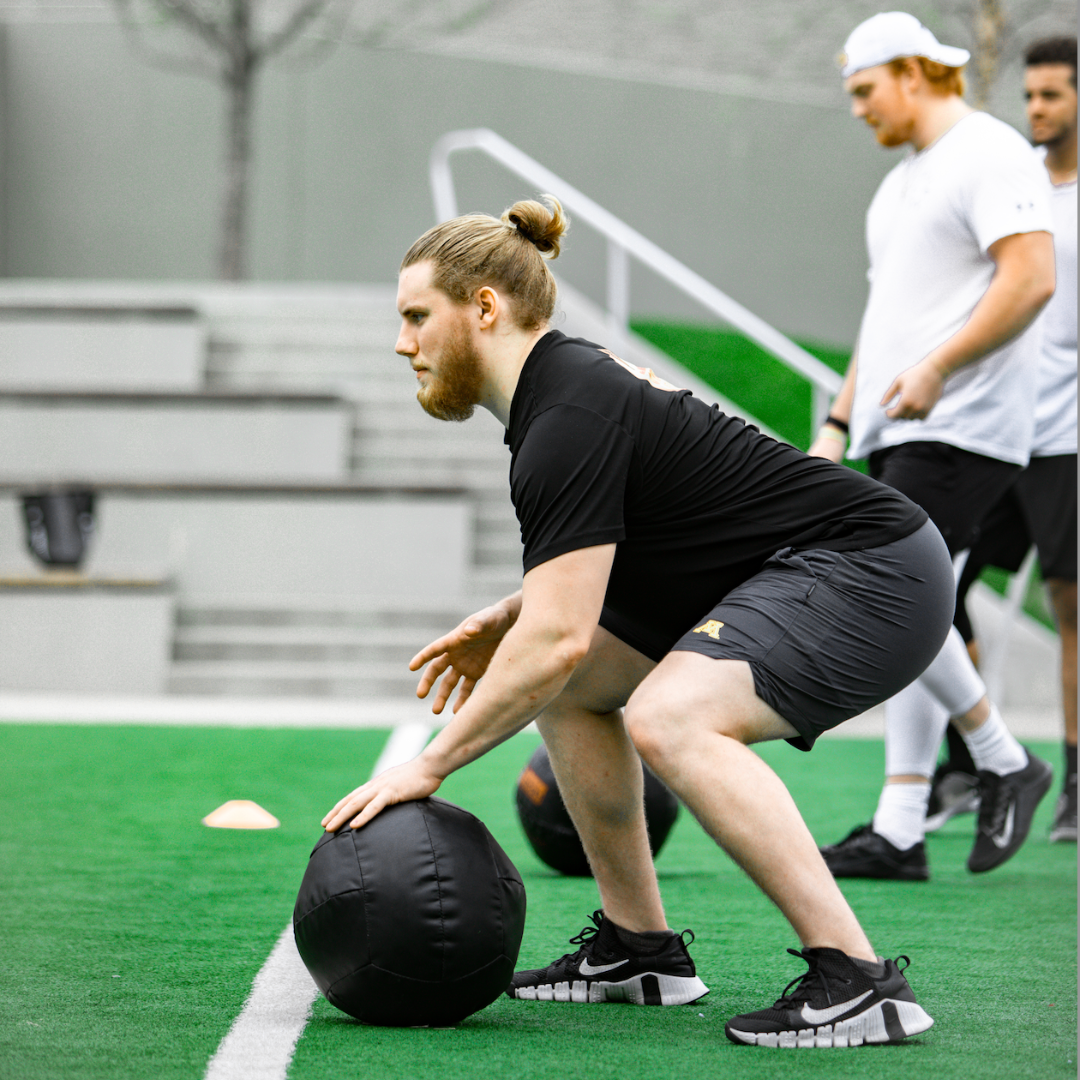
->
[601, 349, 682, 392]
[692, 620, 725, 640]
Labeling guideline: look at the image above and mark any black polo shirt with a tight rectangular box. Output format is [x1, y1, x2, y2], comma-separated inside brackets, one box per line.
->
[505, 331, 927, 659]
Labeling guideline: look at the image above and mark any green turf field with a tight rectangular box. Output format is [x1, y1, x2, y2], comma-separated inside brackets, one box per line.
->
[1, 723, 1075, 1079]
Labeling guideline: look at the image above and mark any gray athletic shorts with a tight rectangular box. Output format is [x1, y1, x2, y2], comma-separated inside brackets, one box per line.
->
[669, 520, 954, 750]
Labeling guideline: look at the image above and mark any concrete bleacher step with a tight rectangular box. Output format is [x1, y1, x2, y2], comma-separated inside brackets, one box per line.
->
[170, 602, 478, 698]
[168, 668, 425, 698]
[0, 390, 354, 485]
[175, 626, 445, 662]
[467, 566, 524, 607]
[0, 303, 205, 391]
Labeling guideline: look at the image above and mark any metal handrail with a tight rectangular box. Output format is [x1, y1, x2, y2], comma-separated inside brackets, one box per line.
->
[429, 127, 843, 429]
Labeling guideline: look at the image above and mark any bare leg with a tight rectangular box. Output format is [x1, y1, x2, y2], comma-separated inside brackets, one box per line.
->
[625, 652, 876, 962]
[1047, 579, 1078, 747]
[536, 626, 665, 932]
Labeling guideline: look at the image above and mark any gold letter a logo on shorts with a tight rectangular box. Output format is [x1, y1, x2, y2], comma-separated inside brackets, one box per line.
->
[692, 620, 725, 640]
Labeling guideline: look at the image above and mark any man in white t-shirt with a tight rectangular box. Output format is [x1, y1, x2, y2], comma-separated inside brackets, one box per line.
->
[937, 36, 1077, 843]
[808, 12, 1057, 880]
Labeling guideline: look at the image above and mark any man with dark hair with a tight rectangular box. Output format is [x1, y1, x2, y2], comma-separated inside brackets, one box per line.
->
[931, 35, 1077, 843]
[810, 12, 1057, 880]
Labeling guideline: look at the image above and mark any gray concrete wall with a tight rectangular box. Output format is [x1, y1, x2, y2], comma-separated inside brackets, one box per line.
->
[0, 23, 913, 345]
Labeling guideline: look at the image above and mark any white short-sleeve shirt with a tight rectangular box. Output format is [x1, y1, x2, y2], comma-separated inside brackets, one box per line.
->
[1032, 159, 1077, 457]
[849, 112, 1054, 465]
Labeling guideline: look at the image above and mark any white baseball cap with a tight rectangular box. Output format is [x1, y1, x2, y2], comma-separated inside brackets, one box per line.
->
[840, 12, 970, 79]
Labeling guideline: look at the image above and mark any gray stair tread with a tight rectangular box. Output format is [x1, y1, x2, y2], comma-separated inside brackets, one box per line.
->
[170, 660, 425, 676]
[174, 626, 449, 645]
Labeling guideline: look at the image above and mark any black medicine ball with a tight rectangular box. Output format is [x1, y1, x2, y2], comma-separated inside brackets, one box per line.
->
[293, 797, 526, 1027]
[515, 743, 680, 876]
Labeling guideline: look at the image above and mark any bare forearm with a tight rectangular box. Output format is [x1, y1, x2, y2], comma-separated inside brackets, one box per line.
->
[498, 590, 524, 625]
[829, 349, 859, 425]
[419, 617, 584, 777]
[928, 251, 1055, 378]
[808, 350, 858, 461]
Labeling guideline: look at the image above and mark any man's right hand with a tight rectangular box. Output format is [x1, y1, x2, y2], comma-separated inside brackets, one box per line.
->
[409, 597, 520, 714]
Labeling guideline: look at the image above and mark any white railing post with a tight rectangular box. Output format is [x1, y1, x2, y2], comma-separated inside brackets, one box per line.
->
[606, 240, 630, 337]
[429, 132, 462, 223]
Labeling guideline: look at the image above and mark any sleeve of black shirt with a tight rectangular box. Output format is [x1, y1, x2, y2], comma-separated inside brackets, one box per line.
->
[512, 403, 633, 574]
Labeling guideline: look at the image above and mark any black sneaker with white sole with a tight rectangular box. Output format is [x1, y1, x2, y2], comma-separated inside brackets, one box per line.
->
[819, 824, 930, 881]
[725, 948, 933, 1048]
[506, 910, 708, 1005]
[968, 749, 1053, 872]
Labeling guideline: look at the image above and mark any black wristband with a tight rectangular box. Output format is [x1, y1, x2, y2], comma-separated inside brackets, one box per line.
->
[825, 415, 849, 434]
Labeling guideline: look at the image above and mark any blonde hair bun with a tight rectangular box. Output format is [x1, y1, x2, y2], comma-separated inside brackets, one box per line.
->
[503, 196, 567, 258]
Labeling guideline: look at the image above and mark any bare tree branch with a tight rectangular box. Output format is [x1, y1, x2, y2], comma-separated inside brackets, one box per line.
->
[971, 0, 1007, 109]
[152, 0, 231, 55]
[259, 0, 336, 61]
[268, 0, 358, 68]
[114, 0, 221, 79]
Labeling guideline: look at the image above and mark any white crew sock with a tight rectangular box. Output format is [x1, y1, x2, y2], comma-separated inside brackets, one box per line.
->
[960, 703, 1027, 775]
[872, 781, 931, 851]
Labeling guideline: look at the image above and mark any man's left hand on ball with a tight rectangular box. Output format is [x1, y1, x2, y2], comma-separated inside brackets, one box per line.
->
[322, 757, 444, 832]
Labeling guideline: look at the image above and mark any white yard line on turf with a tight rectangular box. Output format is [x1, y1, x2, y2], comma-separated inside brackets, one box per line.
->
[203, 925, 318, 1080]
[203, 720, 434, 1080]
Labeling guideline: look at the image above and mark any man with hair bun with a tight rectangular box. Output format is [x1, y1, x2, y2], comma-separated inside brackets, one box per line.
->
[324, 195, 959, 1047]
[811, 11, 1057, 882]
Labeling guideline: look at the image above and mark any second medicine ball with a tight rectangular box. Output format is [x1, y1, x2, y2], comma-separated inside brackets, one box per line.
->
[293, 797, 526, 1027]
[515, 743, 680, 876]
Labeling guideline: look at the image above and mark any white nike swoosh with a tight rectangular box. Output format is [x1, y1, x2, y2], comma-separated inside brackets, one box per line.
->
[579, 958, 630, 976]
[800, 990, 873, 1025]
[991, 803, 1016, 849]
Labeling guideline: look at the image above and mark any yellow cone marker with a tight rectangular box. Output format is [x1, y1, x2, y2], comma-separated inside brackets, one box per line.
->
[203, 800, 280, 829]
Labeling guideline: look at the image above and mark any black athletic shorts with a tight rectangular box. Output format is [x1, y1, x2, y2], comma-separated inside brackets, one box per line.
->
[666, 520, 954, 751]
[869, 441, 1021, 557]
[953, 453, 1078, 641]
[967, 454, 1077, 581]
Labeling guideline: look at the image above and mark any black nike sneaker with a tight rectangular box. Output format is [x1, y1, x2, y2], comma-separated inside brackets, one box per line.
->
[725, 948, 933, 1048]
[968, 749, 1053, 873]
[819, 824, 930, 881]
[506, 910, 708, 1005]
